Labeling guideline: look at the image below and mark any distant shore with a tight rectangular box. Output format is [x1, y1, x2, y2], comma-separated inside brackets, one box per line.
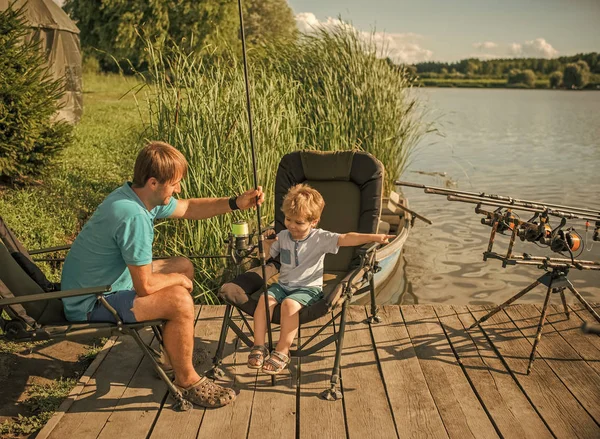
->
[418, 78, 600, 90]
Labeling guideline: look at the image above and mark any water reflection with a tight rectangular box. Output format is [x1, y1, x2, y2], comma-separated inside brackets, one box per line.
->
[385, 88, 600, 305]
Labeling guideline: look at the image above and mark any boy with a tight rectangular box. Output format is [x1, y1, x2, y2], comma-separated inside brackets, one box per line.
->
[248, 184, 393, 374]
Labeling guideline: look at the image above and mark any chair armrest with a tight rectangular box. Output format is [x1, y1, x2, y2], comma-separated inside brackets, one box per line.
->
[0, 285, 111, 306]
[28, 245, 72, 255]
[357, 242, 380, 256]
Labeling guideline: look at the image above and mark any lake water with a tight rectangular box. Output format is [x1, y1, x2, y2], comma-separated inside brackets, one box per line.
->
[389, 88, 600, 306]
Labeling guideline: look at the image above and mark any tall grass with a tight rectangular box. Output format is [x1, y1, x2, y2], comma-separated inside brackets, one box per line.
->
[141, 24, 432, 302]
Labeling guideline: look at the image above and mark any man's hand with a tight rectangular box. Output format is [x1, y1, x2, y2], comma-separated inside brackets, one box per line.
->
[178, 274, 194, 293]
[236, 186, 265, 210]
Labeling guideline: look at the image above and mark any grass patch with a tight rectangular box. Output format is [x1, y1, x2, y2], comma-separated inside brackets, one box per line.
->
[0, 378, 76, 436]
[77, 337, 108, 366]
[0, 72, 146, 280]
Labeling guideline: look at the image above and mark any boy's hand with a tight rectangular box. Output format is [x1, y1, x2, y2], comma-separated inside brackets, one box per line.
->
[262, 230, 277, 257]
[374, 234, 395, 244]
[236, 186, 265, 210]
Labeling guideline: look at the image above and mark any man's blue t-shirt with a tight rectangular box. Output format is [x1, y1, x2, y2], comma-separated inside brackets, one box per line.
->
[61, 182, 177, 321]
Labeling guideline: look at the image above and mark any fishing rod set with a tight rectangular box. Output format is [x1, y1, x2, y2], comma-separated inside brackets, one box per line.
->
[396, 181, 600, 269]
[397, 180, 600, 374]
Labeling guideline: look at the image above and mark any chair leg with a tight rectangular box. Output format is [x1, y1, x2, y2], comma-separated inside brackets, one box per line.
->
[320, 300, 348, 401]
[366, 271, 382, 324]
[206, 304, 233, 379]
[129, 329, 192, 411]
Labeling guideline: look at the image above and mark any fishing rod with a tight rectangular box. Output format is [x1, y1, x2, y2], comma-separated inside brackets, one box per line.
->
[236, 0, 275, 377]
[396, 181, 600, 222]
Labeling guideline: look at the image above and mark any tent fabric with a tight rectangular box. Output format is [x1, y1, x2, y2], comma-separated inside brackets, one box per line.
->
[0, 0, 83, 123]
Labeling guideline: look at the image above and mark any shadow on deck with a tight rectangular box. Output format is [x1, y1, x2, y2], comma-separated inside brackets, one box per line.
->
[37, 304, 600, 439]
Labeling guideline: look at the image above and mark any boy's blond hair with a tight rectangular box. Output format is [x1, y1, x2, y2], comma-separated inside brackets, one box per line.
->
[132, 141, 188, 187]
[282, 184, 325, 222]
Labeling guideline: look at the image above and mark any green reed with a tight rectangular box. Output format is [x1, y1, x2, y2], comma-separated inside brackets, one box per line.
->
[141, 25, 431, 302]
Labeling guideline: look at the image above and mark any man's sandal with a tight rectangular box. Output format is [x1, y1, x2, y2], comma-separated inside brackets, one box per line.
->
[262, 350, 290, 375]
[176, 376, 236, 408]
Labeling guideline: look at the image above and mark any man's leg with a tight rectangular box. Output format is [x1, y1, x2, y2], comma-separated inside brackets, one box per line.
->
[149, 256, 194, 372]
[132, 286, 200, 388]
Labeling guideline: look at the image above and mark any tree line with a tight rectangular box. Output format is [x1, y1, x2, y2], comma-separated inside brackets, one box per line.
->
[64, 0, 297, 72]
[406, 53, 599, 89]
[413, 53, 599, 76]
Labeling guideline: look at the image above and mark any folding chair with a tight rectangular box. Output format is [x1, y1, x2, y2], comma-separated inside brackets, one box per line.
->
[0, 216, 193, 411]
[212, 150, 384, 400]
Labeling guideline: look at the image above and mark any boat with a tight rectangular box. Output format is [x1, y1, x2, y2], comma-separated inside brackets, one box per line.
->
[352, 191, 411, 304]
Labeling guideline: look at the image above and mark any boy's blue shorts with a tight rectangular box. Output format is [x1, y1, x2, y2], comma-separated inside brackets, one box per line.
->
[267, 283, 323, 307]
[87, 290, 138, 323]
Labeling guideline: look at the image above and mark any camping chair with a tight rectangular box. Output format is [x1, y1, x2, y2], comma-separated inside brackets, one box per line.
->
[0, 216, 194, 411]
[213, 150, 384, 400]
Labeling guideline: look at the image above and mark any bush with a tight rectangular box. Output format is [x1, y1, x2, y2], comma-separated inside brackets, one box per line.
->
[507, 69, 536, 88]
[0, 5, 72, 183]
[563, 62, 589, 89]
[549, 71, 563, 88]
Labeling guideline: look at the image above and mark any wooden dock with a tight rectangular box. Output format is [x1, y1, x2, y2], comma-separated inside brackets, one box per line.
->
[38, 304, 600, 439]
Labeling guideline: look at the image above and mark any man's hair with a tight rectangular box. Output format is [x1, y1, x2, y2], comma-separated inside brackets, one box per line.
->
[132, 141, 188, 187]
[281, 184, 325, 222]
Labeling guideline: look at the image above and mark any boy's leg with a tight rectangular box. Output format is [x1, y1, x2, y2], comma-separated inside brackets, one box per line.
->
[276, 298, 303, 355]
[152, 256, 194, 280]
[253, 293, 278, 346]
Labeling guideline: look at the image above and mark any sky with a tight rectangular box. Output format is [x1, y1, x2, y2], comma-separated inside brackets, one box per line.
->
[287, 0, 600, 63]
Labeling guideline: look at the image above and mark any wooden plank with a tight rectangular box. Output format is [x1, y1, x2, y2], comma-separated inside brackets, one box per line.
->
[370, 305, 448, 439]
[470, 305, 600, 438]
[543, 304, 600, 375]
[197, 308, 258, 438]
[570, 303, 600, 352]
[297, 313, 347, 439]
[37, 336, 119, 439]
[96, 344, 167, 439]
[46, 332, 149, 439]
[445, 305, 552, 439]
[150, 305, 232, 439]
[402, 305, 498, 439]
[504, 304, 600, 423]
[339, 306, 398, 439]
[246, 325, 297, 439]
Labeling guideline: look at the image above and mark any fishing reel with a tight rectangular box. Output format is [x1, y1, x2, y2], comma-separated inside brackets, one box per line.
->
[549, 228, 583, 253]
[479, 207, 516, 234]
[517, 213, 552, 243]
[226, 221, 256, 264]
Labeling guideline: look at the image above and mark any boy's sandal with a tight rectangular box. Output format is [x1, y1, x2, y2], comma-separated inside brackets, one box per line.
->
[176, 377, 236, 408]
[262, 350, 291, 375]
[248, 345, 269, 369]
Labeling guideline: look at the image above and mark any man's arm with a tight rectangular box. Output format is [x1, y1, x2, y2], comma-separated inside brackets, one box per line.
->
[169, 186, 265, 220]
[128, 264, 193, 297]
[337, 233, 395, 247]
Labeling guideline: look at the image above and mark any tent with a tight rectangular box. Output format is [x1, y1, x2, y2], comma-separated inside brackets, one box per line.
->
[0, 0, 83, 123]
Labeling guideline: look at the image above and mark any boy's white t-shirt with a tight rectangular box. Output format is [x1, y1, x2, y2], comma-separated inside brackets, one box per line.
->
[269, 228, 340, 289]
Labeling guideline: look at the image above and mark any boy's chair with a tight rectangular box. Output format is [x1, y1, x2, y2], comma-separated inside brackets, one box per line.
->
[0, 217, 193, 411]
[214, 150, 384, 400]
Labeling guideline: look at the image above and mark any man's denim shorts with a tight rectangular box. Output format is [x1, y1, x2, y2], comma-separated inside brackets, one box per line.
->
[88, 290, 138, 323]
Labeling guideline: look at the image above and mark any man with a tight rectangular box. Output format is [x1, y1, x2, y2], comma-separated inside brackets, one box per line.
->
[61, 141, 264, 408]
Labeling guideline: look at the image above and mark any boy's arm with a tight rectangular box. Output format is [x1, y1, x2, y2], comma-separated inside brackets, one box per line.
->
[337, 233, 395, 247]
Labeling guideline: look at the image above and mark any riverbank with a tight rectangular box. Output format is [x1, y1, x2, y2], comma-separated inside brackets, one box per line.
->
[419, 78, 600, 89]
